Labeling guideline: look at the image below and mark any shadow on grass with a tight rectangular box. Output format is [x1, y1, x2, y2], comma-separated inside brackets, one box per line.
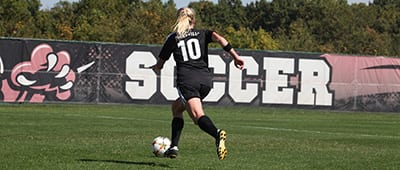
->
[77, 158, 171, 168]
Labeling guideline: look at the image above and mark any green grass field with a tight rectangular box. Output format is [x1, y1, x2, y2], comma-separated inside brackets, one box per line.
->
[1, 104, 400, 169]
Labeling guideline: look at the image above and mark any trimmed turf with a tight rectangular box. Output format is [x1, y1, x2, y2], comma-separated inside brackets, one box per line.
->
[0, 104, 399, 169]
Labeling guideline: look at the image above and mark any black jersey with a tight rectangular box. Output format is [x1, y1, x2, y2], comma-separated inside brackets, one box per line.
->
[158, 29, 214, 87]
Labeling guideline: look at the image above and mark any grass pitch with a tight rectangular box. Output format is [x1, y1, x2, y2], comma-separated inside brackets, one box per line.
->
[1, 104, 400, 169]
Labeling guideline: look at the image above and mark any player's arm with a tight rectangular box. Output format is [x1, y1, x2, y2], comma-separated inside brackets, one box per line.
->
[151, 34, 175, 71]
[151, 58, 166, 70]
[211, 32, 244, 70]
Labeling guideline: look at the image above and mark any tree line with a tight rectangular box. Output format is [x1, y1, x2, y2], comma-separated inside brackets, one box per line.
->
[1, 0, 399, 57]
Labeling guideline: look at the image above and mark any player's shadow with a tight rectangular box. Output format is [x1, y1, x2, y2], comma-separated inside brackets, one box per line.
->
[77, 158, 171, 168]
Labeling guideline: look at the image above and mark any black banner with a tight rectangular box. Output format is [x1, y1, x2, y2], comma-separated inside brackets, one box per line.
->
[2, 38, 400, 112]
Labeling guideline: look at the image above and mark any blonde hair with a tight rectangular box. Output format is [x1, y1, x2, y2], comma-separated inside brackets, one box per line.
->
[173, 8, 195, 37]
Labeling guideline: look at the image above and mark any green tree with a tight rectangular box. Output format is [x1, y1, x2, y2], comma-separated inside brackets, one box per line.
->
[0, 0, 41, 37]
[191, 0, 278, 50]
[223, 26, 279, 50]
[244, 0, 272, 31]
[72, 0, 130, 42]
[40, 1, 76, 40]
[373, 0, 400, 7]
[119, 0, 176, 44]
[191, 0, 246, 30]
[370, 1, 400, 56]
[1, 0, 400, 57]
[276, 19, 317, 52]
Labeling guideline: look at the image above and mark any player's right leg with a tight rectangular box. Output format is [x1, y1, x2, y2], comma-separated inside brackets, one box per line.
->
[216, 129, 227, 160]
[186, 98, 227, 160]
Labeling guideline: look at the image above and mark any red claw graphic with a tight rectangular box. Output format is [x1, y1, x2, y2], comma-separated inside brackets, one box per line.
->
[3, 44, 76, 102]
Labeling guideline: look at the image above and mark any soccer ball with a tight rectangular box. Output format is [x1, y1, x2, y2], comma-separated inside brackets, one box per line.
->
[152, 136, 171, 157]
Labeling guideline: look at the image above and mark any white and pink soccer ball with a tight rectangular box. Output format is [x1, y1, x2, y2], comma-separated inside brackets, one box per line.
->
[152, 136, 171, 157]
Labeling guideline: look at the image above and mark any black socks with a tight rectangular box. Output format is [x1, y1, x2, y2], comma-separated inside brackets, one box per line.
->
[197, 116, 218, 139]
[171, 117, 184, 147]
[171, 116, 219, 147]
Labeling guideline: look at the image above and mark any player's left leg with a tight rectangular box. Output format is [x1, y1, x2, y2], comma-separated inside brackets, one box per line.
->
[171, 98, 185, 147]
[165, 98, 185, 158]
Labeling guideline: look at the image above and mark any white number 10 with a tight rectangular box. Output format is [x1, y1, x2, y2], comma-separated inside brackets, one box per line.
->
[178, 38, 201, 61]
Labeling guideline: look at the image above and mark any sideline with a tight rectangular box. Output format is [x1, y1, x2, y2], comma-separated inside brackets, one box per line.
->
[65, 113, 400, 139]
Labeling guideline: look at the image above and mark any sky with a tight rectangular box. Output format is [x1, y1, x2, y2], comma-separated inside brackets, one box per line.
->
[41, 0, 373, 9]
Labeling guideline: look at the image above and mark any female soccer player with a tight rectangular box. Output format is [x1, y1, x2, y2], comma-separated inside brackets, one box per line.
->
[151, 7, 244, 160]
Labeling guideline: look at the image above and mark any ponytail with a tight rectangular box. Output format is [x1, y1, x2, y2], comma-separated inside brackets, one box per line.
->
[173, 8, 195, 37]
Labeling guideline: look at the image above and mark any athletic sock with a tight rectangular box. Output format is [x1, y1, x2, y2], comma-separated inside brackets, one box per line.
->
[197, 116, 218, 139]
[171, 117, 184, 147]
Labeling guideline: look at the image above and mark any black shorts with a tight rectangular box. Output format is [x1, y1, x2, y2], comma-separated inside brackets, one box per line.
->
[177, 83, 211, 103]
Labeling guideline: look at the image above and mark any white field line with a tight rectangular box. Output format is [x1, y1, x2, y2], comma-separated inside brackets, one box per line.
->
[65, 113, 170, 123]
[236, 125, 400, 139]
[65, 113, 400, 139]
